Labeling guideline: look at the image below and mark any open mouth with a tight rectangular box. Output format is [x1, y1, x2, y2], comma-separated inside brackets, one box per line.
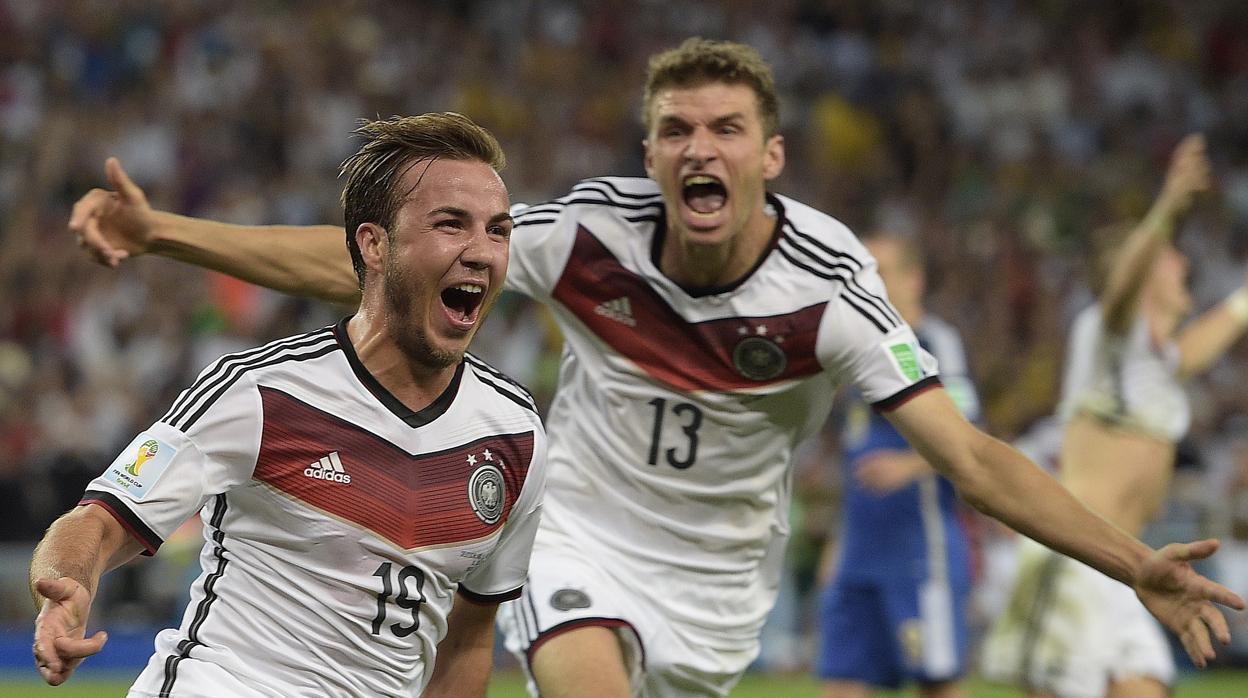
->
[440, 283, 485, 325]
[682, 175, 728, 216]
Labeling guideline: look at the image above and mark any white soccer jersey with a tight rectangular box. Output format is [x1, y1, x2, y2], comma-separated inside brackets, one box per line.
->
[504, 177, 937, 638]
[81, 319, 546, 697]
[1057, 304, 1189, 441]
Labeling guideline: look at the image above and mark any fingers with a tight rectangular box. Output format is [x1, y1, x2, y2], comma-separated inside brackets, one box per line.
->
[1168, 538, 1219, 563]
[1201, 603, 1232, 646]
[1179, 614, 1215, 668]
[68, 189, 128, 267]
[53, 630, 108, 659]
[106, 157, 146, 206]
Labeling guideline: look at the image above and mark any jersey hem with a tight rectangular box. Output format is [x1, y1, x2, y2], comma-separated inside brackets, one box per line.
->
[80, 491, 161, 555]
[872, 375, 942, 412]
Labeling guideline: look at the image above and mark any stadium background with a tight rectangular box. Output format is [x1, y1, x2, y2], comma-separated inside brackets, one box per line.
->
[2, 0, 1248, 694]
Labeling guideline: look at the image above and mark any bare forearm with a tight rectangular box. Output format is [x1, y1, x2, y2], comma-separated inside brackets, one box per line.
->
[955, 437, 1151, 585]
[423, 644, 492, 697]
[148, 211, 361, 305]
[1177, 287, 1248, 377]
[29, 507, 141, 610]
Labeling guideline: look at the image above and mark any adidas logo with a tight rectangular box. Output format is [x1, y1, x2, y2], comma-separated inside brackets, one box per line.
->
[594, 297, 635, 327]
[303, 451, 352, 485]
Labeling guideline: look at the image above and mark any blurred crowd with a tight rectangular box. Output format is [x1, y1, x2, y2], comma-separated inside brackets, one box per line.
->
[3, 0, 1248, 656]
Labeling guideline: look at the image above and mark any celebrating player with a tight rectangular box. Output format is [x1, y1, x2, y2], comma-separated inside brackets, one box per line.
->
[816, 234, 978, 698]
[982, 135, 1248, 697]
[33, 114, 548, 696]
[68, 39, 1241, 697]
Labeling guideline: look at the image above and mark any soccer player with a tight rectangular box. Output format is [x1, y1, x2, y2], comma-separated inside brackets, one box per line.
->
[816, 234, 977, 698]
[982, 136, 1248, 698]
[33, 113, 548, 696]
[68, 40, 1241, 698]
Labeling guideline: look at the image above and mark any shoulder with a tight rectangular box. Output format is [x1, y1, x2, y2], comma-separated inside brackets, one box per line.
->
[162, 325, 342, 431]
[774, 194, 868, 258]
[462, 353, 541, 419]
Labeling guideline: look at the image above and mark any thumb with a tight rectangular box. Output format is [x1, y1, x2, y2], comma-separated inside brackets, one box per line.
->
[1170, 538, 1220, 563]
[105, 157, 147, 206]
[35, 578, 76, 603]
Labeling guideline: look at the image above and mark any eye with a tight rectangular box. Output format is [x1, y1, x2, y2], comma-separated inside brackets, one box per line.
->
[717, 123, 741, 135]
[488, 223, 511, 238]
[437, 219, 465, 231]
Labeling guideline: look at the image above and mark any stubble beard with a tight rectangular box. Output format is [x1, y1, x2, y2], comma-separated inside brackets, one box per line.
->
[383, 253, 463, 371]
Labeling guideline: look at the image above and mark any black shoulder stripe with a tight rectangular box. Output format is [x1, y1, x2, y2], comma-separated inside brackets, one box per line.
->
[572, 179, 664, 202]
[625, 214, 661, 225]
[160, 494, 230, 697]
[464, 353, 536, 402]
[515, 218, 560, 228]
[467, 366, 538, 414]
[776, 244, 893, 333]
[161, 328, 334, 425]
[779, 230, 902, 327]
[170, 342, 340, 432]
[550, 194, 663, 212]
[516, 201, 566, 218]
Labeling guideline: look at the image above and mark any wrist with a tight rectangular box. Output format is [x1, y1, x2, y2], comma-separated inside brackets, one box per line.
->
[1226, 286, 1248, 326]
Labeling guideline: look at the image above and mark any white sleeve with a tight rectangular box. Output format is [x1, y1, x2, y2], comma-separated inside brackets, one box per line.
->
[504, 199, 578, 301]
[80, 362, 263, 554]
[458, 423, 548, 602]
[816, 259, 940, 409]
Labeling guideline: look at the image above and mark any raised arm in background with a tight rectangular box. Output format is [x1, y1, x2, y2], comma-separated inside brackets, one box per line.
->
[1100, 134, 1210, 336]
[69, 158, 359, 304]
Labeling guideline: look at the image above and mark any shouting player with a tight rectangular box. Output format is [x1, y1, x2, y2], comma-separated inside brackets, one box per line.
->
[68, 40, 1241, 697]
[33, 114, 547, 696]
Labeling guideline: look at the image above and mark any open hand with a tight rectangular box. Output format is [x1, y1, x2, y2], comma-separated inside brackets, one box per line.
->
[1156, 134, 1212, 218]
[32, 577, 107, 686]
[67, 157, 155, 268]
[1134, 539, 1245, 668]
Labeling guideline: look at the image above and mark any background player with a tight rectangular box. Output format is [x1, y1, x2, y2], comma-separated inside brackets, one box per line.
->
[982, 135, 1248, 697]
[33, 114, 547, 696]
[817, 234, 977, 698]
[68, 39, 1243, 698]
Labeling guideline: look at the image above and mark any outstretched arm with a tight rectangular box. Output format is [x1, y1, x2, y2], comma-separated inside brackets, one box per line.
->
[422, 596, 499, 697]
[1100, 134, 1211, 335]
[29, 504, 146, 685]
[69, 158, 360, 305]
[1175, 283, 1248, 378]
[885, 388, 1244, 666]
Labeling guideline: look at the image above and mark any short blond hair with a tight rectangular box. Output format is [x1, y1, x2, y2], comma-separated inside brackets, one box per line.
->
[642, 38, 780, 136]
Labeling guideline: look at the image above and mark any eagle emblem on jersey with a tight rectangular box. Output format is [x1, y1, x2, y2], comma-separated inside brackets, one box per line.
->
[550, 588, 592, 611]
[468, 464, 505, 525]
[732, 336, 787, 381]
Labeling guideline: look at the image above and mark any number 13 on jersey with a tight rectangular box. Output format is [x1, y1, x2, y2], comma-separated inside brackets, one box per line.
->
[646, 397, 704, 469]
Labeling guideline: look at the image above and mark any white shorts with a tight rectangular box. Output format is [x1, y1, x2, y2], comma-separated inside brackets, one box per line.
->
[497, 545, 760, 697]
[980, 538, 1174, 698]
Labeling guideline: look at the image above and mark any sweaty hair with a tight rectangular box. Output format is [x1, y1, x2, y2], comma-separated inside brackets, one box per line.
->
[642, 37, 780, 137]
[339, 112, 506, 289]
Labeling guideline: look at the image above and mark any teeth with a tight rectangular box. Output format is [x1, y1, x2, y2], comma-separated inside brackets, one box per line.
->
[683, 175, 720, 186]
[452, 283, 483, 294]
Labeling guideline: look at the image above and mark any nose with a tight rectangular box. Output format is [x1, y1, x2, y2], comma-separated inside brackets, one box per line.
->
[683, 126, 717, 167]
[459, 226, 496, 270]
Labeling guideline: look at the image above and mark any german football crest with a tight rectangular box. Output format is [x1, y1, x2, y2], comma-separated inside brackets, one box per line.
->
[732, 336, 787, 381]
[468, 464, 505, 525]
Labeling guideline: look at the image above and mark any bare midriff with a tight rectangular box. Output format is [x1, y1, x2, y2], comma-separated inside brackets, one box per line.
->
[1058, 413, 1176, 538]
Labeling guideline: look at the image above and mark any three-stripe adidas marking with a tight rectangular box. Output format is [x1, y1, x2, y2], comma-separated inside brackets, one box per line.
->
[304, 451, 352, 485]
[594, 297, 635, 326]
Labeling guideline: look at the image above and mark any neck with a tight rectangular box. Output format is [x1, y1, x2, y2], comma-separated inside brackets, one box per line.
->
[897, 302, 924, 328]
[660, 200, 775, 289]
[347, 305, 457, 411]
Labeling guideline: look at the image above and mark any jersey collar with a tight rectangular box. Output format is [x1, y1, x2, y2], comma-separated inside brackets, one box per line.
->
[332, 317, 464, 428]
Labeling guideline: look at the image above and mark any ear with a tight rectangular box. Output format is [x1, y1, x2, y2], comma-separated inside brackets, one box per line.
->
[355, 222, 388, 277]
[762, 134, 785, 181]
[642, 138, 655, 179]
